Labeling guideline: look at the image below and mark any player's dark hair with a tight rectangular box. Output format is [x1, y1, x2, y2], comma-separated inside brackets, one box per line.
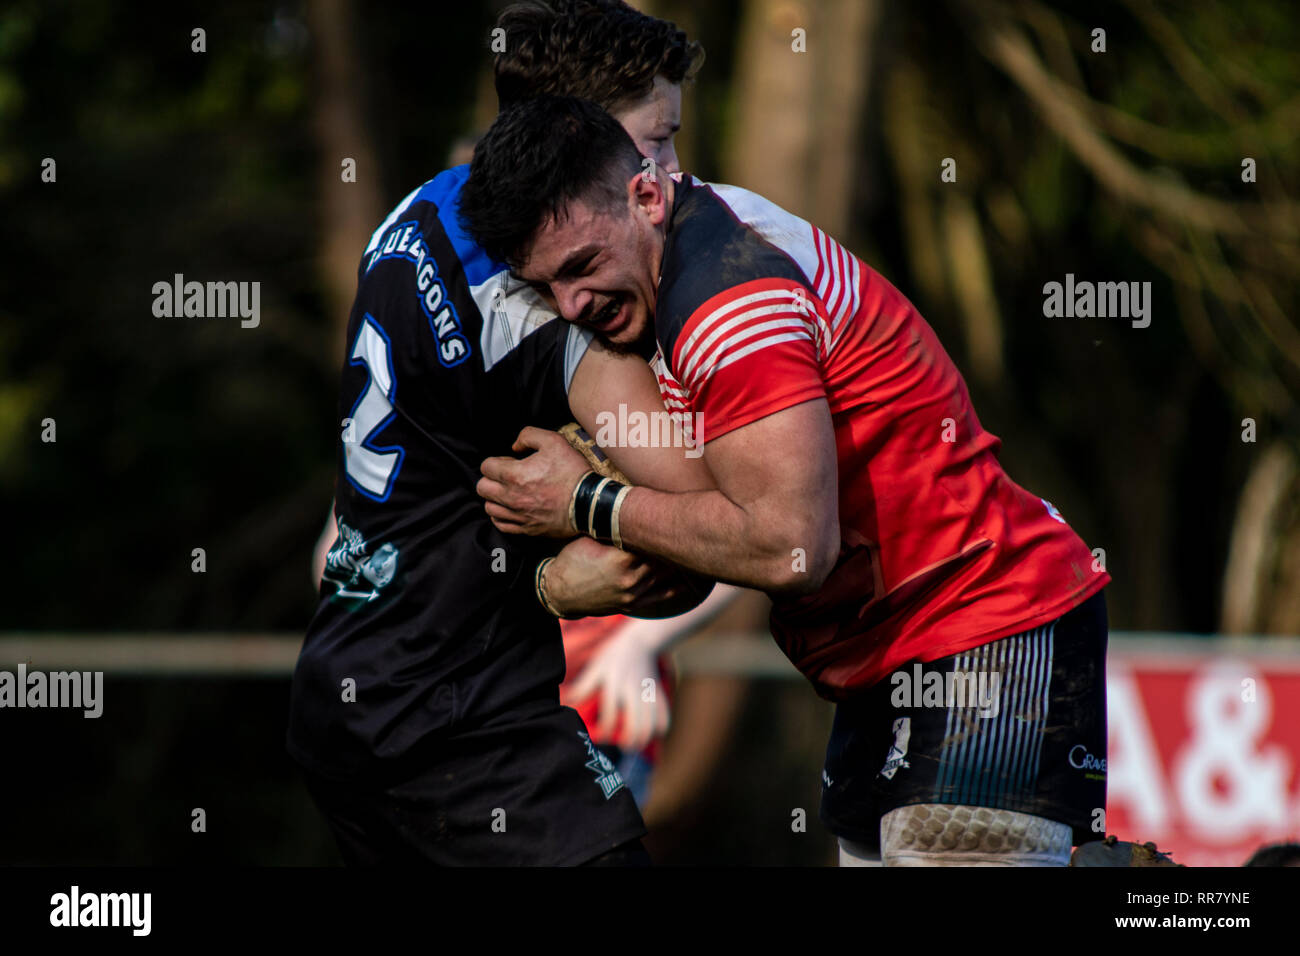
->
[493, 0, 704, 112]
[1242, 842, 1300, 866]
[459, 95, 644, 267]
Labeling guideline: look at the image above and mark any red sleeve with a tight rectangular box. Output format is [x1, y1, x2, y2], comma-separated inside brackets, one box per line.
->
[669, 277, 827, 442]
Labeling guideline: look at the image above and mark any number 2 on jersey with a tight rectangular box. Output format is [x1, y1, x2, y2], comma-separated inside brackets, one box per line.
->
[343, 314, 406, 501]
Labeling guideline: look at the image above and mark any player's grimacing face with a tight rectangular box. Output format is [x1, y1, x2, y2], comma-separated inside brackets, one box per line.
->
[516, 179, 668, 353]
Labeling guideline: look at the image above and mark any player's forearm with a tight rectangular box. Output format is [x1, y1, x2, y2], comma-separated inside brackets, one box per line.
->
[617, 486, 829, 595]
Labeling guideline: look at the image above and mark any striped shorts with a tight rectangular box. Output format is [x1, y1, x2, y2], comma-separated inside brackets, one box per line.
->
[819, 590, 1108, 849]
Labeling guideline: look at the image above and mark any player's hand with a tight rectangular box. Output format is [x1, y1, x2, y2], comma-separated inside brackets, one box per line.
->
[564, 624, 671, 752]
[478, 427, 591, 537]
[545, 536, 683, 617]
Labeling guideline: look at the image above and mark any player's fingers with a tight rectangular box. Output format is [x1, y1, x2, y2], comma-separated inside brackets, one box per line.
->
[596, 683, 618, 742]
[479, 455, 520, 484]
[512, 426, 553, 454]
[475, 476, 512, 505]
[626, 676, 657, 750]
[646, 685, 666, 744]
[614, 686, 636, 750]
[486, 511, 527, 535]
[569, 665, 600, 704]
[626, 691, 651, 751]
[617, 559, 654, 596]
[483, 500, 522, 522]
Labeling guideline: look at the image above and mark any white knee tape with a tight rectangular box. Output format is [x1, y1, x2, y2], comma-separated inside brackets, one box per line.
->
[880, 804, 1071, 866]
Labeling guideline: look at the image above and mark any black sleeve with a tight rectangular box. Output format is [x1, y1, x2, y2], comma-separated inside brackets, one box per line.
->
[484, 318, 590, 435]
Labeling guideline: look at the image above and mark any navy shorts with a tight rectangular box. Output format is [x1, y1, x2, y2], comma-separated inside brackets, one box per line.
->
[820, 590, 1108, 849]
[300, 696, 647, 866]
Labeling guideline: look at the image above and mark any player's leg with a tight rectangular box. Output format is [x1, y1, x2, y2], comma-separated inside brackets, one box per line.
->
[301, 769, 425, 866]
[881, 592, 1107, 866]
[379, 697, 647, 866]
[822, 590, 1108, 866]
[300, 696, 646, 866]
[820, 692, 891, 866]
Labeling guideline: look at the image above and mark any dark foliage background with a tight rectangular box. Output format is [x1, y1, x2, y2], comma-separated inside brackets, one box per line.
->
[0, 0, 1296, 864]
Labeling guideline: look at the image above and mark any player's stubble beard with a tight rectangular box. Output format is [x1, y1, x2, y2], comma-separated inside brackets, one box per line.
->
[597, 221, 666, 361]
[596, 300, 657, 359]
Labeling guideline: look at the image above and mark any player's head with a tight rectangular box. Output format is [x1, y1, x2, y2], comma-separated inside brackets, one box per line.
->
[460, 96, 668, 352]
[1242, 842, 1300, 866]
[492, 0, 703, 172]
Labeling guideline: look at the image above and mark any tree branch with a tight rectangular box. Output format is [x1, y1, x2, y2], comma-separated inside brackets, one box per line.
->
[973, 15, 1299, 240]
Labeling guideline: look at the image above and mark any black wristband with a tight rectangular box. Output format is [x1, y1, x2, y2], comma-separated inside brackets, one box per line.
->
[589, 478, 625, 543]
[571, 472, 607, 535]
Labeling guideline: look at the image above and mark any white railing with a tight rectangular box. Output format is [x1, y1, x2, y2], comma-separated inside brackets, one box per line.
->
[0, 632, 1297, 677]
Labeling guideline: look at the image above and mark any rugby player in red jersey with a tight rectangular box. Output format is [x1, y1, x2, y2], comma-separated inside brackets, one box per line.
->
[462, 96, 1113, 866]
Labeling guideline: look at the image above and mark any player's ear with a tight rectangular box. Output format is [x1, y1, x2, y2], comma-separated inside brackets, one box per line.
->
[630, 170, 667, 227]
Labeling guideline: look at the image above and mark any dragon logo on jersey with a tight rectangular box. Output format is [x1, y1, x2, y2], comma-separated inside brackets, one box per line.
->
[578, 731, 626, 800]
[323, 517, 399, 610]
[879, 717, 912, 780]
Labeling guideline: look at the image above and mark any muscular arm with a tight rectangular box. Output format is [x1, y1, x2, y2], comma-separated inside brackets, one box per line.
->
[535, 273, 839, 594]
[566, 339, 837, 593]
[566, 337, 715, 493]
[480, 396, 840, 596]
[614, 398, 839, 594]
[536, 337, 717, 615]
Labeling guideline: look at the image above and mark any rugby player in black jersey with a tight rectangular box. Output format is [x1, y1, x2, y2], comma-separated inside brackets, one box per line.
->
[287, 1, 711, 866]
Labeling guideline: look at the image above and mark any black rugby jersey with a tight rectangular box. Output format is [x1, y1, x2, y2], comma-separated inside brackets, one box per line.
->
[287, 165, 592, 779]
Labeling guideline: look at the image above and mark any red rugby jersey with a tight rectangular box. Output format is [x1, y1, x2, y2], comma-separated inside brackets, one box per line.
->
[651, 176, 1109, 700]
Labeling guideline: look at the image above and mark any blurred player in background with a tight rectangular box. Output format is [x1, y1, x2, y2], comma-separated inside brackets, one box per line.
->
[463, 96, 1113, 867]
[290, 2, 715, 866]
[559, 585, 740, 808]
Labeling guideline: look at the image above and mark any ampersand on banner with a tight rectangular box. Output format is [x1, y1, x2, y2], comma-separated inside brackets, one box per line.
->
[1175, 661, 1289, 839]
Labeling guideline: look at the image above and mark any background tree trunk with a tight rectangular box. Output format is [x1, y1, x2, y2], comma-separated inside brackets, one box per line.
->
[1221, 442, 1299, 634]
[725, 0, 879, 237]
[308, 0, 385, 357]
